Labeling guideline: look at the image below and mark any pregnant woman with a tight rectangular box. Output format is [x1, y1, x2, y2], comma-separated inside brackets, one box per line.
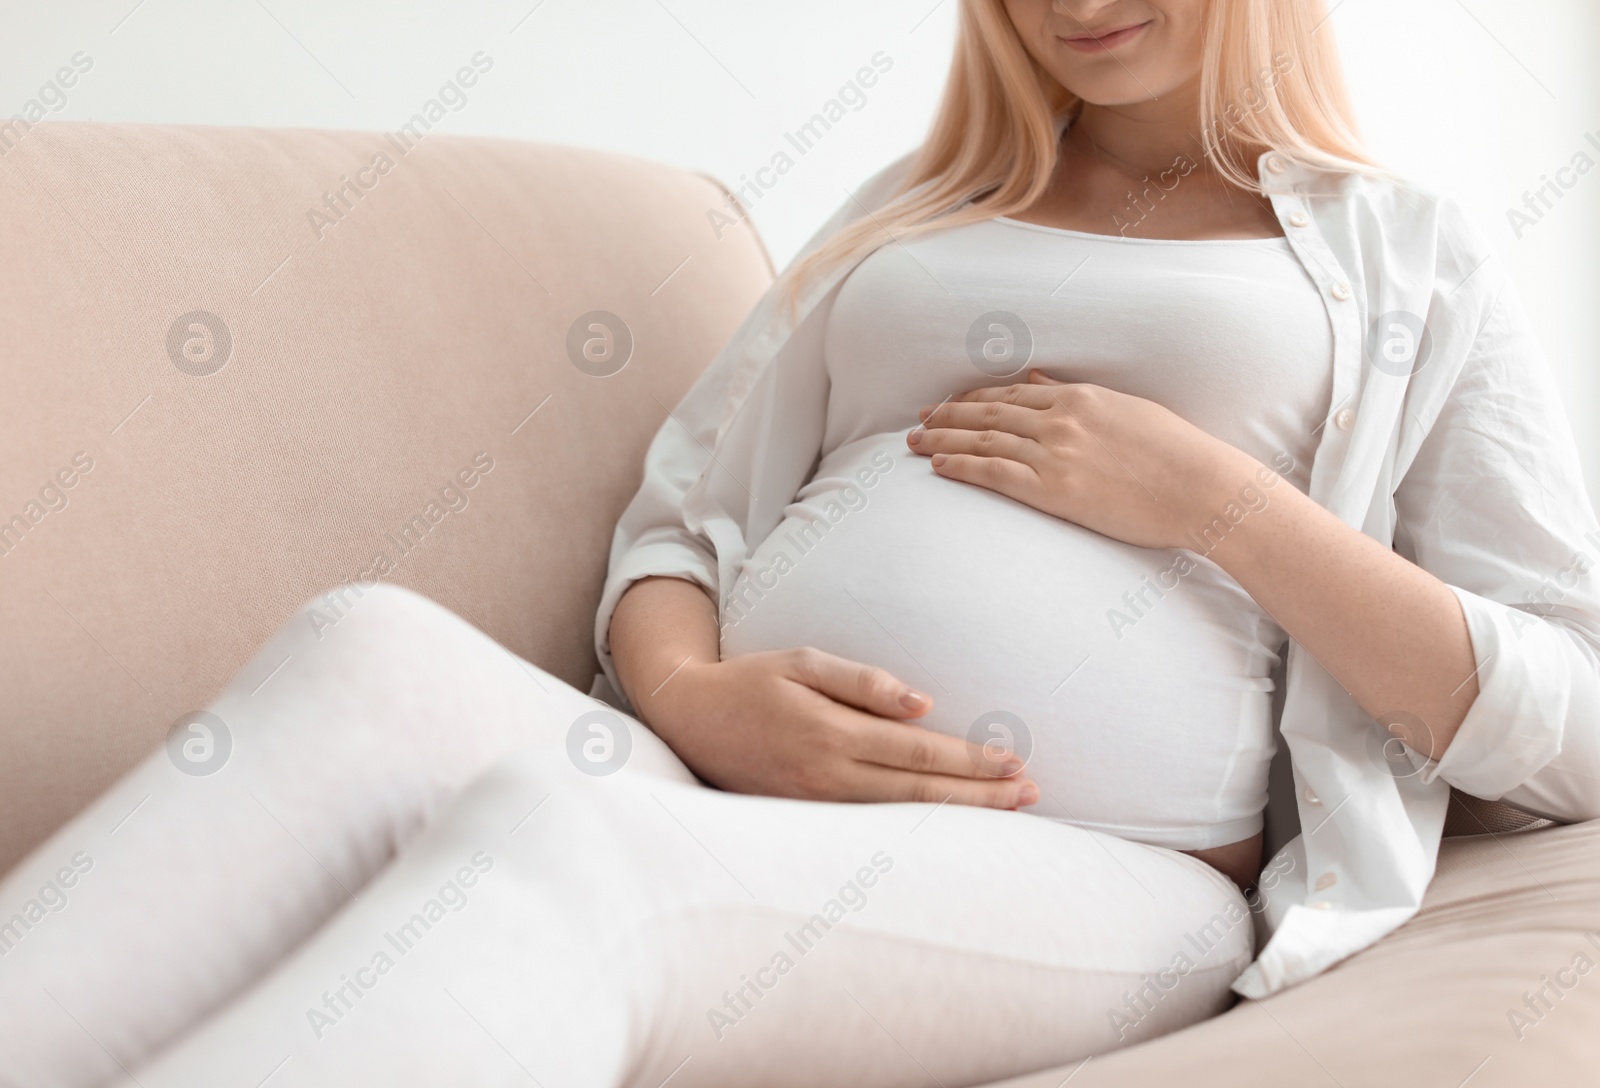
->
[5, 0, 1600, 1085]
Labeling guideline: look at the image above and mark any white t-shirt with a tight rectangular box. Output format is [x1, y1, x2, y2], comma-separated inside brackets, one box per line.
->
[718, 216, 1334, 851]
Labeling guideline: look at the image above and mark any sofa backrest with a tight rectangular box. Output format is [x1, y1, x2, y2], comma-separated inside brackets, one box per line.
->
[0, 122, 773, 874]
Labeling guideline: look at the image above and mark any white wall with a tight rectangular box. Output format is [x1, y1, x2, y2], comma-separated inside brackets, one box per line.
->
[4, 0, 1596, 497]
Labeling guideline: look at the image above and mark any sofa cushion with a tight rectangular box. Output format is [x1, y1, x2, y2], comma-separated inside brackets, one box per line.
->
[0, 122, 773, 874]
[984, 819, 1600, 1086]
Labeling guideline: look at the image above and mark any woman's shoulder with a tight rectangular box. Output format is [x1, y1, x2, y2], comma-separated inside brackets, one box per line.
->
[1293, 159, 1466, 227]
[788, 146, 925, 267]
[1295, 159, 1504, 306]
[860, 146, 923, 208]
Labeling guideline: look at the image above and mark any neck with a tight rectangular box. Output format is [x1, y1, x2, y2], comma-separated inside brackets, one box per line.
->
[1070, 82, 1208, 177]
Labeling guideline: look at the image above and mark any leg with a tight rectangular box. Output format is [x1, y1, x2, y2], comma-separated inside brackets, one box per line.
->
[124, 746, 1251, 1087]
[0, 583, 691, 1088]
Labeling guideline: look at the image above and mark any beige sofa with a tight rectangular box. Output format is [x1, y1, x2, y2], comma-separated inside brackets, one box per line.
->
[2, 122, 1596, 1085]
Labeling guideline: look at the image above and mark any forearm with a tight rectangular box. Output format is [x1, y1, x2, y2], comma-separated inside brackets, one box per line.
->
[608, 576, 721, 727]
[1207, 468, 1479, 761]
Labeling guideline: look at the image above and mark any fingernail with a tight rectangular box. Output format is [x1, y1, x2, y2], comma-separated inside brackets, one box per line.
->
[900, 689, 930, 712]
[931, 454, 947, 468]
[918, 406, 932, 422]
[1018, 781, 1040, 805]
[907, 428, 922, 445]
[1000, 758, 1023, 775]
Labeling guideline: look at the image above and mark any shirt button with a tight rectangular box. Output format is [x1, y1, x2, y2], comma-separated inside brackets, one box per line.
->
[1334, 407, 1356, 431]
[1288, 211, 1310, 228]
[1265, 155, 1287, 174]
[1315, 872, 1338, 892]
[1330, 281, 1352, 301]
[1304, 787, 1322, 806]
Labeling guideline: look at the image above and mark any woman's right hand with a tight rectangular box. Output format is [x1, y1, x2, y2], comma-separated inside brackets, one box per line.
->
[640, 647, 1039, 809]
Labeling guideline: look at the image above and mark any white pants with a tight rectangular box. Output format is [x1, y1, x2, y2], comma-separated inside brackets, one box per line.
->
[0, 585, 1252, 1088]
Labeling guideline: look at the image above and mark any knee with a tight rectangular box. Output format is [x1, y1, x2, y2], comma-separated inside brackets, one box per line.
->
[297, 579, 435, 630]
[287, 581, 470, 663]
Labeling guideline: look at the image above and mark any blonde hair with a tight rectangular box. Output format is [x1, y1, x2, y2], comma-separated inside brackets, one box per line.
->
[779, 0, 1375, 322]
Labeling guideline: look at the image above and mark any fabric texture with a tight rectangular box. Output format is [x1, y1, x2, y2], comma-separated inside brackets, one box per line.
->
[0, 585, 1249, 1088]
[594, 112, 1600, 998]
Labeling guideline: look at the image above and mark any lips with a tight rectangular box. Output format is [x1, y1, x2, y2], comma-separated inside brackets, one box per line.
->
[1060, 20, 1151, 53]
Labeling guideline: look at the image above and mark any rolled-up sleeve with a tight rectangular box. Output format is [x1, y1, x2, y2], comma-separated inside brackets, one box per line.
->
[592, 155, 917, 704]
[590, 314, 752, 702]
[1394, 271, 1600, 820]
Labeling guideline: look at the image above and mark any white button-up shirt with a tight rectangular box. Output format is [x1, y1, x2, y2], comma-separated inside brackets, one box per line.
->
[593, 123, 1600, 998]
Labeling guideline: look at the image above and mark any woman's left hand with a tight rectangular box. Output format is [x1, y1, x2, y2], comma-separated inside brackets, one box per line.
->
[906, 370, 1270, 550]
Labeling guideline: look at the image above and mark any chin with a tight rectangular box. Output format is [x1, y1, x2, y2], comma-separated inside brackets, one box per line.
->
[1055, 75, 1168, 108]
[1049, 56, 1200, 110]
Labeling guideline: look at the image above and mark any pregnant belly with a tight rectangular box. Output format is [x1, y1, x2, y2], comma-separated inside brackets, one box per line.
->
[719, 431, 1278, 851]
